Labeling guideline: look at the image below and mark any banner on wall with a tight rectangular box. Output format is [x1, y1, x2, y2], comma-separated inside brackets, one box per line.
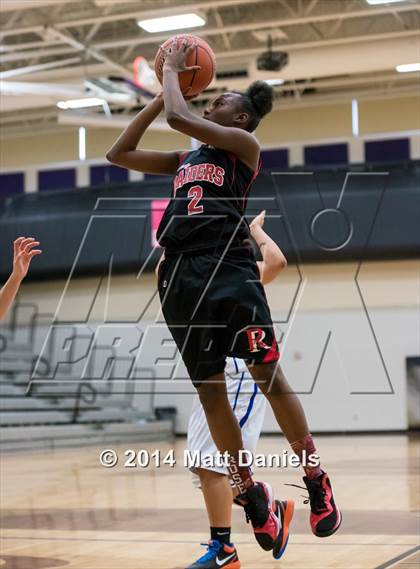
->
[151, 199, 169, 247]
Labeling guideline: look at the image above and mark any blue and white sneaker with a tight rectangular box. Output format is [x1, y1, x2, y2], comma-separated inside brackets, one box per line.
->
[186, 539, 240, 569]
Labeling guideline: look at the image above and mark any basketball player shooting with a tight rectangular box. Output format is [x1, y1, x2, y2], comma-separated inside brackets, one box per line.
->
[0, 237, 42, 321]
[107, 36, 341, 567]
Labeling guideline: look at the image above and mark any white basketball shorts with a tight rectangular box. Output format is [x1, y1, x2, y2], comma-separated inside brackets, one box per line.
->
[187, 356, 267, 488]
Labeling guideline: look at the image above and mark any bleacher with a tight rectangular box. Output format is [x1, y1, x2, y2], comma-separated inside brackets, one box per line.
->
[0, 303, 174, 451]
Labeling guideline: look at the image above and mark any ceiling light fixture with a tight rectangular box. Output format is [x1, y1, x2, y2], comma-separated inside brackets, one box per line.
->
[366, 0, 407, 5]
[137, 13, 205, 33]
[264, 79, 284, 86]
[57, 97, 105, 110]
[396, 62, 420, 73]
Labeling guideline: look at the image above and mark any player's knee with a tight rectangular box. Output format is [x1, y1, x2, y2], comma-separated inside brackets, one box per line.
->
[262, 379, 289, 398]
[197, 467, 225, 484]
[249, 363, 291, 396]
[249, 361, 277, 380]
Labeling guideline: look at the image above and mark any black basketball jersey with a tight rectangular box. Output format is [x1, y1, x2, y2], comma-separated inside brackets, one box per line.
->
[156, 144, 260, 253]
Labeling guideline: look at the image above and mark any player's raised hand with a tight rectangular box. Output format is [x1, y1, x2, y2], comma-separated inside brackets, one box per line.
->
[250, 210, 266, 231]
[162, 38, 201, 73]
[12, 237, 42, 281]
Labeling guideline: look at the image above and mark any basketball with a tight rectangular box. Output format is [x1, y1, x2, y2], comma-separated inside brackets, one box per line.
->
[154, 34, 216, 97]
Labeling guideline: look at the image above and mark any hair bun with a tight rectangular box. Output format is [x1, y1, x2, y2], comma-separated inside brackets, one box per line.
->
[246, 81, 273, 117]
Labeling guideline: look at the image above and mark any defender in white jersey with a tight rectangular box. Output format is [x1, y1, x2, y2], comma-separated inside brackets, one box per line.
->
[188, 356, 266, 487]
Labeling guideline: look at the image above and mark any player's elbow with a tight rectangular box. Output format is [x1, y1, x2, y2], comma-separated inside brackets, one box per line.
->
[261, 256, 287, 285]
[106, 149, 118, 164]
[270, 257, 287, 280]
[166, 112, 181, 127]
[166, 112, 187, 129]
[268, 254, 287, 276]
[277, 254, 287, 272]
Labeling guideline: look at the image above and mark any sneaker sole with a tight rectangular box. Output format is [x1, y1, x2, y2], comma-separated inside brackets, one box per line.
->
[273, 499, 294, 560]
[221, 560, 241, 569]
[186, 552, 241, 569]
[314, 509, 342, 538]
[254, 482, 280, 551]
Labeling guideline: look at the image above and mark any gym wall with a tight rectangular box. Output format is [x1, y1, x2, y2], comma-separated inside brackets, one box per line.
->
[5, 258, 418, 434]
[1, 94, 419, 169]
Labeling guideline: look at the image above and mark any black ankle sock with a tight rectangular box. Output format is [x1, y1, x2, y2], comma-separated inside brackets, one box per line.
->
[210, 527, 231, 545]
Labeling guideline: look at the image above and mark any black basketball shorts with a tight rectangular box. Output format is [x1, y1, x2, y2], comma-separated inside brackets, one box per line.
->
[157, 248, 279, 386]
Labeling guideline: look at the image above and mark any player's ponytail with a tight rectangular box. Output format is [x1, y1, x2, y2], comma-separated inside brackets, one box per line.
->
[246, 81, 273, 118]
[239, 81, 274, 132]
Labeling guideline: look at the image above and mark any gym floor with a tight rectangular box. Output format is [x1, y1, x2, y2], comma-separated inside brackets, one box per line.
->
[1, 434, 419, 569]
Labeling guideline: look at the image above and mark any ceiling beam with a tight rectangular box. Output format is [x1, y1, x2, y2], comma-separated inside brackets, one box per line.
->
[210, 29, 420, 60]
[0, 0, 265, 39]
[214, 9, 231, 50]
[2, 8, 22, 30]
[0, 39, 62, 52]
[0, 57, 81, 79]
[4, 28, 417, 82]
[0, 80, 83, 97]
[84, 3, 113, 44]
[309, 23, 323, 40]
[304, 0, 319, 17]
[0, 0, 69, 13]
[1, 45, 76, 63]
[4, 5, 417, 64]
[278, 0, 297, 18]
[391, 10, 409, 30]
[1, 1, 418, 40]
[94, 4, 420, 49]
[326, 18, 345, 39]
[202, 69, 419, 99]
[55, 0, 266, 29]
[45, 27, 130, 77]
[0, 24, 45, 39]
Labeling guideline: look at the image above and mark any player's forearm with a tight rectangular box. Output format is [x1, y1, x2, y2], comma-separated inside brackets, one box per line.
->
[251, 225, 287, 272]
[106, 96, 164, 161]
[0, 272, 22, 321]
[162, 67, 190, 122]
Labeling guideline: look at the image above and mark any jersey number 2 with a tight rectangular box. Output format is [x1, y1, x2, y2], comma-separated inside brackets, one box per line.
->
[187, 185, 204, 216]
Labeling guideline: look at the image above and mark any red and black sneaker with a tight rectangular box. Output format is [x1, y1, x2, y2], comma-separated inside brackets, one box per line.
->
[303, 471, 342, 537]
[238, 481, 280, 551]
[272, 499, 294, 559]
